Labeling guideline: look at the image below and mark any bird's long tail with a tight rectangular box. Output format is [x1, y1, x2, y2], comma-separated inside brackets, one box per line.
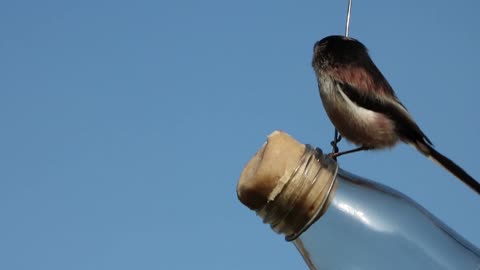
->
[414, 142, 480, 194]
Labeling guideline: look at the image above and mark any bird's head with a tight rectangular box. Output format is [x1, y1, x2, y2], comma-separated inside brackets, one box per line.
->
[312, 35, 369, 72]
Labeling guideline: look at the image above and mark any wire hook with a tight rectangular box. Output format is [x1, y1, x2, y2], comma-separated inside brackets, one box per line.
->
[331, 0, 353, 157]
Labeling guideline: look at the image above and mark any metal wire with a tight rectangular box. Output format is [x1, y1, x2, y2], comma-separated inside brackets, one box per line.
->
[345, 0, 352, 37]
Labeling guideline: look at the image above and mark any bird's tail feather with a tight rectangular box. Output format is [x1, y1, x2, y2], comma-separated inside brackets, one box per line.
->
[414, 142, 480, 194]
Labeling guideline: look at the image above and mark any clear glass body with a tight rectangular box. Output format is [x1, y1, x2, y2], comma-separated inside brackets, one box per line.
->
[294, 169, 480, 270]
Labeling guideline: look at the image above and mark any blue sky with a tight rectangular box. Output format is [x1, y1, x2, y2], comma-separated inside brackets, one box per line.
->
[1, 0, 479, 269]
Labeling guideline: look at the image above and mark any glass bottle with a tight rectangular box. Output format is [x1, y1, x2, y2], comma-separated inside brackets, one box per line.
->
[237, 132, 480, 270]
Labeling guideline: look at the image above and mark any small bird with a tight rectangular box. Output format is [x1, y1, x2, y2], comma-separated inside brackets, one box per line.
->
[312, 35, 480, 194]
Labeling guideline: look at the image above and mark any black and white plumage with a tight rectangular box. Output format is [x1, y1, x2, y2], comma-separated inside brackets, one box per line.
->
[312, 35, 480, 194]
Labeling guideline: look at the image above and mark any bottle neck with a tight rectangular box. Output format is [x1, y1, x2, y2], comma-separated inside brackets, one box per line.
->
[294, 169, 480, 270]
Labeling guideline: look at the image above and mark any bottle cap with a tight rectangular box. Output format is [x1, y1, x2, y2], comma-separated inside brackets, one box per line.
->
[237, 131, 338, 240]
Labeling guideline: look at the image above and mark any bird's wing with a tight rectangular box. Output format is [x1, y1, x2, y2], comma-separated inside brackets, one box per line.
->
[325, 65, 433, 146]
[328, 61, 401, 103]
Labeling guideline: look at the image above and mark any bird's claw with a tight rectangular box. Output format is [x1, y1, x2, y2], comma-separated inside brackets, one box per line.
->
[330, 130, 342, 157]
